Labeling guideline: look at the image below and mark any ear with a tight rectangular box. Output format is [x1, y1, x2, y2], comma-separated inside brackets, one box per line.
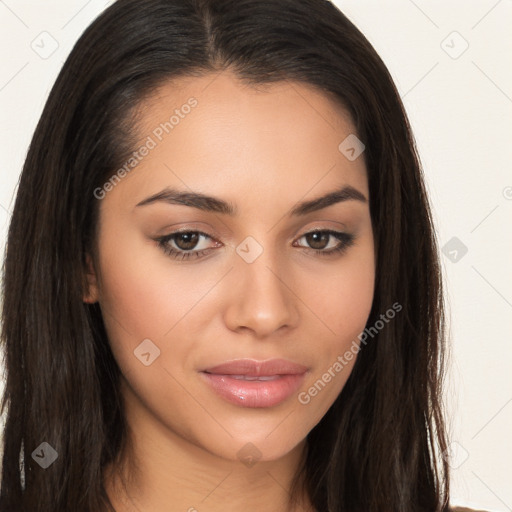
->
[83, 253, 100, 304]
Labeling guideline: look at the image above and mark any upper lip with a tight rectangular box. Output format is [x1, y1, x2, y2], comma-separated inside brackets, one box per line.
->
[202, 358, 308, 376]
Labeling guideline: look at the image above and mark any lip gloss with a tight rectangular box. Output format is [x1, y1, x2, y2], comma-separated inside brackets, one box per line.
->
[200, 372, 306, 407]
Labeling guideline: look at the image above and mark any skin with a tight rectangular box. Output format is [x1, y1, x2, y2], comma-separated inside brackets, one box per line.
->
[84, 70, 375, 512]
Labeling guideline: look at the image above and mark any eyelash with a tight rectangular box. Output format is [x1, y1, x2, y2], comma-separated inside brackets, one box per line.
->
[155, 229, 355, 261]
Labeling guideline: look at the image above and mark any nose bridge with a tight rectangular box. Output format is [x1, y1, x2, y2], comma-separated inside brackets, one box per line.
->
[224, 236, 299, 335]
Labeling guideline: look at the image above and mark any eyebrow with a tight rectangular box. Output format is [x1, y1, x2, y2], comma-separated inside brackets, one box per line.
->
[135, 184, 367, 216]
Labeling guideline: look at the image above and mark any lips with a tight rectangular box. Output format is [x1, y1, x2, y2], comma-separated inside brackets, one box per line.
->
[199, 358, 308, 408]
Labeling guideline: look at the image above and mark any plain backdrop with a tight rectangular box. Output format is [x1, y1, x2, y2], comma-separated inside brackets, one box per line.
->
[0, 1, 511, 510]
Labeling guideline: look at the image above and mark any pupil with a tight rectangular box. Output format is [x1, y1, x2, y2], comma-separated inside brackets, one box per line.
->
[175, 232, 199, 250]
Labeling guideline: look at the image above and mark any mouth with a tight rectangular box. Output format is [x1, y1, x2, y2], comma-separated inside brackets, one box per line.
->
[199, 358, 308, 408]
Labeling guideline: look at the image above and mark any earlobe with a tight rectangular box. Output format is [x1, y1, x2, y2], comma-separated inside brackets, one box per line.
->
[83, 253, 99, 303]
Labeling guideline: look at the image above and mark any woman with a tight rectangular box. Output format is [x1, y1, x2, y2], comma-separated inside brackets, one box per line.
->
[0, 0, 484, 510]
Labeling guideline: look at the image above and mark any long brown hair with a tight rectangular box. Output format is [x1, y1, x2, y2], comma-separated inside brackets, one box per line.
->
[0, 0, 450, 510]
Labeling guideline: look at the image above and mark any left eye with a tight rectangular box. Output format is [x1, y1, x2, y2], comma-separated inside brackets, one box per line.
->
[295, 230, 347, 251]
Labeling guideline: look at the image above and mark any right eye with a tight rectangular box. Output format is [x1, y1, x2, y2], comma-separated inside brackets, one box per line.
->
[155, 230, 222, 261]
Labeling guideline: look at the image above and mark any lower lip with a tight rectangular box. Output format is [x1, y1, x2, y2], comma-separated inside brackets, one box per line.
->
[200, 372, 306, 408]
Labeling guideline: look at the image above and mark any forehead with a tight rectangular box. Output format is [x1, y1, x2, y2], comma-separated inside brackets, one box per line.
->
[109, 70, 368, 209]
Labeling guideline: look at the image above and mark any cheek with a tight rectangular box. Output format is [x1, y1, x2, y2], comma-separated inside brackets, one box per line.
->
[96, 223, 212, 340]
[94, 229, 207, 426]
[94, 224, 229, 390]
[299, 239, 375, 344]
[293, 238, 375, 409]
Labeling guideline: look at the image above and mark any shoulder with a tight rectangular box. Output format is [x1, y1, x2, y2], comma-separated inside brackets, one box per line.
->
[450, 507, 490, 512]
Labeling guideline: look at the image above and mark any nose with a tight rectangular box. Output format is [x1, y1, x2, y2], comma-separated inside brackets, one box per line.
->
[222, 249, 300, 338]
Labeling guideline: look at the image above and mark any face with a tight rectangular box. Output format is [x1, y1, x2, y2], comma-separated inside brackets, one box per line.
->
[85, 70, 375, 464]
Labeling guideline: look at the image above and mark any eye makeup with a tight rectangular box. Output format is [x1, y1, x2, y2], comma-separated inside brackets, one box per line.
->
[154, 228, 356, 261]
